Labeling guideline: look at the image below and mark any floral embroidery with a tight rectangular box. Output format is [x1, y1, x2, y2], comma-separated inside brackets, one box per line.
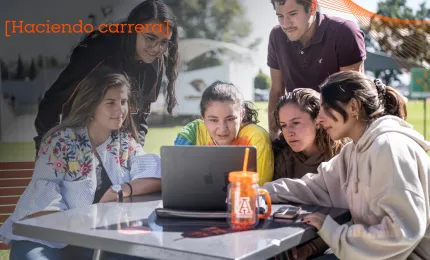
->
[53, 158, 67, 172]
[68, 161, 79, 172]
[80, 161, 92, 176]
[39, 128, 137, 178]
[40, 129, 92, 178]
[107, 131, 137, 168]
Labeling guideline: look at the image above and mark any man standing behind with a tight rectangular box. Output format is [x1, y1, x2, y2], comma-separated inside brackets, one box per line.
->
[267, 0, 366, 139]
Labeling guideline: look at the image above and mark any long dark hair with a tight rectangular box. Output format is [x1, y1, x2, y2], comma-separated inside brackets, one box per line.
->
[273, 88, 346, 160]
[76, 0, 179, 115]
[42, 66, 139, 144]
[200, 81, 259, 124]
[319, 71, 407, 123]
[119, 0, 179, 114]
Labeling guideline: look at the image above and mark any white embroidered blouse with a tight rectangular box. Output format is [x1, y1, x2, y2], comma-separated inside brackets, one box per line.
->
[0, 127, 161, 248]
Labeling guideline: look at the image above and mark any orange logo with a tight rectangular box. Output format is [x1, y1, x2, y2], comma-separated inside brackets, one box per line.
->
[235, 197, 253, 218]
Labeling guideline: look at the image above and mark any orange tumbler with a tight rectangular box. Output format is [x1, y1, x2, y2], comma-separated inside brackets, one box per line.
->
[227, 171, 272, 230]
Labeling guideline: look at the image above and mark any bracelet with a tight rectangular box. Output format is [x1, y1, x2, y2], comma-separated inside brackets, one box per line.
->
[117, 190, 124, 202]
[124, 182, 133, 197]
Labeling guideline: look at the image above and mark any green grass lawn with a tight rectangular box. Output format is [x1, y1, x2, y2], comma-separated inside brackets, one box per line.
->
[0, 126, 185, 162]
[402, 100, 430, 137]
[0, 100, 429, 162]
[0, 100, 428, 258]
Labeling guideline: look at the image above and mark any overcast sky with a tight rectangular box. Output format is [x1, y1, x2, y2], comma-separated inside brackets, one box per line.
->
[0, 0, 423, 75]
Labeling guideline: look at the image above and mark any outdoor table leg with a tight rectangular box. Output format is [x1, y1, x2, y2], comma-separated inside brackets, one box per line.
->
[93, 249, 102, 260]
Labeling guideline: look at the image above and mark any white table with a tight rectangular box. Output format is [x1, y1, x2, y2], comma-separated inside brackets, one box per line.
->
[12, 193, 350, 260]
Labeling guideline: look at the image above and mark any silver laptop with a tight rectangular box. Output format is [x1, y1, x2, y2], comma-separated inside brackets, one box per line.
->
[160, 146, 257, 212]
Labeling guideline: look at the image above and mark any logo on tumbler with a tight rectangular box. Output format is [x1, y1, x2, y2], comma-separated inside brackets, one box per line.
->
[235, 197, 252, 218]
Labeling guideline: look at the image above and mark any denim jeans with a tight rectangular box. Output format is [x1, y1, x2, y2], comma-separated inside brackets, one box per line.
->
[10, 240, 65, 260]
[9, 240, 149, 260]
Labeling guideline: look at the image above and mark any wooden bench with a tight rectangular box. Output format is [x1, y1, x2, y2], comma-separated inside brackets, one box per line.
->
[0, 161, 34, 250]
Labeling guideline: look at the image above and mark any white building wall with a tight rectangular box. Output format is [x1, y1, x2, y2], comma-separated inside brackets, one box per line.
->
[174, 61, 258, 116]
[174, 65, 230, 116]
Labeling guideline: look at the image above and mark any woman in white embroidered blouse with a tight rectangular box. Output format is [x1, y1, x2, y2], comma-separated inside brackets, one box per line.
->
[0, 66, 161, 259]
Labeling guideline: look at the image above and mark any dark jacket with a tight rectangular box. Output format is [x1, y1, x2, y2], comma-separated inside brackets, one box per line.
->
[34, 32, 163, 152]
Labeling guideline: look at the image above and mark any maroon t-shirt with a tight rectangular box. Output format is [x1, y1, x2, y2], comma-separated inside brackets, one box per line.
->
[267, 12, 366, 92]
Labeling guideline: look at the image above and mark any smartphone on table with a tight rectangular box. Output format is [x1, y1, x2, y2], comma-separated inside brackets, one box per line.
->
[273, 206, 302, 219]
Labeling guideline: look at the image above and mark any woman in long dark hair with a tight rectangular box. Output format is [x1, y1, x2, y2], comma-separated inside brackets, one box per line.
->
[264, 71, 430, 260]
[34, 0, 179, 152]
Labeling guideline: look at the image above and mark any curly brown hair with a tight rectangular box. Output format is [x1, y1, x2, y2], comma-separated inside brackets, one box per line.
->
[273, 88, 347, 158]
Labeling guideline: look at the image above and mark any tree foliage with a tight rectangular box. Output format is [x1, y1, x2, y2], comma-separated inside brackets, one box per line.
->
[0, 59, 9, 80]
[164, 0, 257, 71]
[368, 0, 429, 66]
[254, 70, 271, 90]
[363, 0, 429, 84]
[15, 54, 25, 80]
[28, 58, 37, 80]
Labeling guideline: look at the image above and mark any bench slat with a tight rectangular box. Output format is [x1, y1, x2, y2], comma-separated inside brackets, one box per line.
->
[0, 215, 10, 222]
[0, 162, 35, 170]
[0, 162, 34, 251]
[0, 188, 26, 196]
[0, 179, 31, 187]
[0, 242, 11, 250]
[0, 197, 20, 205]
[0, 170, 33, 178]
[0, 205, 15, 214]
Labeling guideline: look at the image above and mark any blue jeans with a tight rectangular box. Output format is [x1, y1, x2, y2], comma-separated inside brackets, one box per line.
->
[9, 240, 149, 260]
[10, 240, 65, 260]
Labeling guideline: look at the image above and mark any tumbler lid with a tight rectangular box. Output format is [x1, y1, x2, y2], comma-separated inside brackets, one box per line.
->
[228, 171, 258, 183]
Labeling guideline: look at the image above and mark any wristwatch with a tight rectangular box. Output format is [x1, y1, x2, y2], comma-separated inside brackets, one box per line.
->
[111, 184, 123, 202]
